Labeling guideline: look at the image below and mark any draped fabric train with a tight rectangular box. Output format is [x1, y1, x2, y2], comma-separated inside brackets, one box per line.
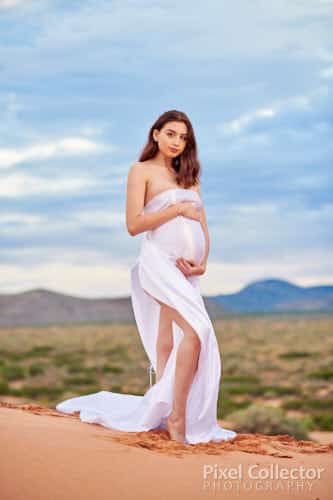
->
[56, 188, 237, 444]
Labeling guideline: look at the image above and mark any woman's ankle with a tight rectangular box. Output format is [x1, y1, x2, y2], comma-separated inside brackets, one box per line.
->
[169, 410, 185, 421]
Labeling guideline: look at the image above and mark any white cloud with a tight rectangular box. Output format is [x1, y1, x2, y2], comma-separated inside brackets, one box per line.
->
[0, 136, 112, 169]
[0, 209, 125, 232]
[0, 0, 48, 11]
[1, 0, 332, 82]
[0, 172, 102, 197]
[0, 0, 331, 296]
[0, 212, 43, 224]
[320, 65, 333, 79]
[219, 91, 315, 136]
[209, 202, 333, 257]
[72, 210, 124, 228]
[0, 260, 131, 298]
[0, 92, 22, 120]
[1, 247, 332, 298]
[317, 48, 333, 63]
[221, 107, 276, 135]
[202, 248, 333, 295]
[0, 0, 23, 8]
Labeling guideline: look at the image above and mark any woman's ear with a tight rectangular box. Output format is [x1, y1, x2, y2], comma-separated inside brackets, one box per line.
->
[152, 129, 159, 142]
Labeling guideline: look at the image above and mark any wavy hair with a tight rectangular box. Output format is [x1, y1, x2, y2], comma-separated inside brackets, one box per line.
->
[138, 110, 201, 188]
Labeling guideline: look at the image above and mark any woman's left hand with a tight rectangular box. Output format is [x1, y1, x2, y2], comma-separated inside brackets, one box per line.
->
[176, 258, 206, 277]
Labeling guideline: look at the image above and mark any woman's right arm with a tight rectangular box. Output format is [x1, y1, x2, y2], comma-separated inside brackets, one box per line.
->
[126, 163, 182, 236]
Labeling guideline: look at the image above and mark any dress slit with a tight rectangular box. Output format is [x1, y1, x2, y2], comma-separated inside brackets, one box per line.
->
[56, 188, 237, 444]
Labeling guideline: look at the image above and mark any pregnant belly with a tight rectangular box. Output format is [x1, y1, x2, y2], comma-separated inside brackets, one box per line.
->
[148, 216, 206, 263]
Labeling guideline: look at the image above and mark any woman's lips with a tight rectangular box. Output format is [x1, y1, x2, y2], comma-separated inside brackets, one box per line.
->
[169, 147, 179, 153]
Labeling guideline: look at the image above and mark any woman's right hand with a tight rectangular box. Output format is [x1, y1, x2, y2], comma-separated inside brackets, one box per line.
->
[177, 201, 202, 221]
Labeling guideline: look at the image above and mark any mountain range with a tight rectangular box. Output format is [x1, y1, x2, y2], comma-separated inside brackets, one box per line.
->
[0, 279, 332, 327]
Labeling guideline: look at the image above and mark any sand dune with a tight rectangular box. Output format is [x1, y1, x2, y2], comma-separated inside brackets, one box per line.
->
[1, 401, 332, 500]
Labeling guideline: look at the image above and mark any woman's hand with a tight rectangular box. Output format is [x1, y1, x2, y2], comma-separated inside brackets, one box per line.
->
[176, 258, 206, 277]
[177, 201, 202, 221]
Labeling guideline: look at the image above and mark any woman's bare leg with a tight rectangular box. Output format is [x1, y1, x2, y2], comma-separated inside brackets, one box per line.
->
[155, 301, 174, 383]
[167, 310, 201, 443]
[155, 299, 201, 443]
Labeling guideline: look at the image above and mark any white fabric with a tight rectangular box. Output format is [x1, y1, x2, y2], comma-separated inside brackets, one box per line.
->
[56, 188, 237, 444]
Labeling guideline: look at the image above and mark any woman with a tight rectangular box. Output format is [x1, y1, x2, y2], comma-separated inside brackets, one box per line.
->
[56, 109, 236, 445]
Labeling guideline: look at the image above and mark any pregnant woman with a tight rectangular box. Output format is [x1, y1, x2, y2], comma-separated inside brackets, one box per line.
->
[56, 109, 237, 445]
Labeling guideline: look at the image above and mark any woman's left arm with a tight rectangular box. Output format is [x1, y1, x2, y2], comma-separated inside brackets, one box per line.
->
[197, 187, 210, 272]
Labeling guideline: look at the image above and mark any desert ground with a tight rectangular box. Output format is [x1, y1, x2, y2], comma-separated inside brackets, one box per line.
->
[1, 314, 332, 499]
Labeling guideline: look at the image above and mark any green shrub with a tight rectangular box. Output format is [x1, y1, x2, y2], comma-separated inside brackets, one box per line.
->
[225, 385, 263, 396]
[54, 353, 83, 367]
[105, 345, 130, 360]
[308, 369, 333, 380]
[228, 403, 310, 440]
[0, 380, 10, 394]
[102, 364, 124, 374]
[67, 364, 83, 374]
[218, 396, 251, 418]
[28, 363, 45, 376]
[282, 399, 304, 410]
[1, 364, 25, 381]
[77, 386, 103, 396]
[261, 385, 301, 396]
[25, 345, 54, 357]
[312, 415, 333, 431]
[283, 398, 333, 411]
[223, 375, 260, 384]
[109, 384, 123, 393]
[279, 351, 315, 359]
[14, 385, 64, 398]
[0, 350, 25, 361]
[64, 376, 98, 386]
[224, 384, 300, 397]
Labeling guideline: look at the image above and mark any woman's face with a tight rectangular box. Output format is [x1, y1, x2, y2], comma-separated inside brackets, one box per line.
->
[153, 121, 188, 158]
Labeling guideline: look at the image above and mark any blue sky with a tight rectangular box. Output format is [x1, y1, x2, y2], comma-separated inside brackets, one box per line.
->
[0, 0, 332, 298]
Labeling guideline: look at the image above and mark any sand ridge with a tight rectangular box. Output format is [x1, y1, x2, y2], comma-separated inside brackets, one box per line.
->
[1, 401, 332, 459]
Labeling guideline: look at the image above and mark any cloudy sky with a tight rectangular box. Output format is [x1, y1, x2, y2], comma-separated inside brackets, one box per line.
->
[0, 0, 332, 298]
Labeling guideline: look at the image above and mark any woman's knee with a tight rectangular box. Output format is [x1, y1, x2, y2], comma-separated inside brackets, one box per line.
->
[157, 300, 201, 350]
[175, 312, 200, 344]
[183, 332, 201, 352]
[157, 304, 174, 348]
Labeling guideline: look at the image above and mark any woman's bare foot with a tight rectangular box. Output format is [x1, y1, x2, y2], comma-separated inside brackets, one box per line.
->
[167, 413, 186, 443]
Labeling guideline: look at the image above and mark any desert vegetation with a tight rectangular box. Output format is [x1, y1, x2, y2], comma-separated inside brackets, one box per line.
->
[0, 314, 332, 436]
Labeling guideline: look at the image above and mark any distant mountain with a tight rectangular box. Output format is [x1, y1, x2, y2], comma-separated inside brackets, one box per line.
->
[0, 288, 134, 327]
[210, 278, 333, 313]
[0, 279, 331, 327]
[0, 287, 225, 327]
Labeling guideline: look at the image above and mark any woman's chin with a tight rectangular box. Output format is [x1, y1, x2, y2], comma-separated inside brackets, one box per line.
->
[163, 151, 177, 159]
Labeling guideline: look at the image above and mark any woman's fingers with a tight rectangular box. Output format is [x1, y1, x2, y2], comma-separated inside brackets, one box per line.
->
[176, 258, 194, 275]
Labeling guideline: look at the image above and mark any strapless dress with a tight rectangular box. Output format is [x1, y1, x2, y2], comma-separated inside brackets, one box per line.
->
[56, 188, 237, 445]
[144, 187, 206, 264]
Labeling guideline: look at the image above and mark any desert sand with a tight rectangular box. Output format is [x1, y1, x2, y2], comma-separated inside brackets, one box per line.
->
[0, 401, 332, 500]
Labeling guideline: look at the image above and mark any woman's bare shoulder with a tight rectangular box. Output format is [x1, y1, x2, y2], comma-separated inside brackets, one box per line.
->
[129, 160, 158, 187]
[191, 180, 201, 193]
[129, 160, 147, 170]
[127, 162, 149, 189]
[128, 161, 148, 176]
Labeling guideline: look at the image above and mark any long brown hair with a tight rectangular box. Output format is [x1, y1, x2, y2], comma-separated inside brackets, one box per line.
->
[138, 110, 201, 188]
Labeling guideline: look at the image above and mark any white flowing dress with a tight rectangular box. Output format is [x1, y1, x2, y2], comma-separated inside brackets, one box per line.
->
[56, 188, 237, 444]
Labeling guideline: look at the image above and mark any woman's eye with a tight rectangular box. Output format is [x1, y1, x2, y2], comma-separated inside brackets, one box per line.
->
[166, 132, 186, 141]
